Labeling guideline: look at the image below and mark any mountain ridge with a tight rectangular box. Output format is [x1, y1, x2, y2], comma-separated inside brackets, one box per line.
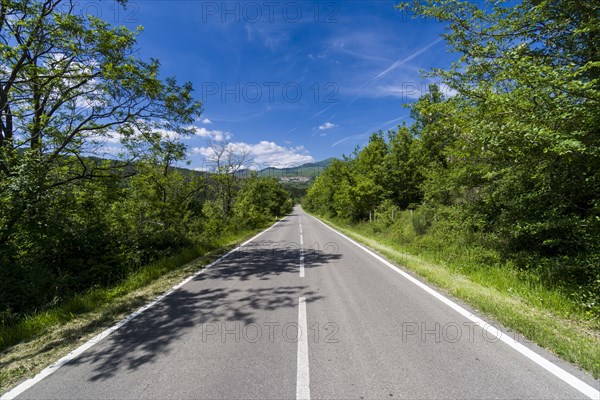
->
[236, 157, 336, 178]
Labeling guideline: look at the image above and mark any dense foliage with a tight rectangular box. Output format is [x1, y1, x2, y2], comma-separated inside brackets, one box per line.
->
[304, 0, 600, 314]
[0, 0, 292, 323]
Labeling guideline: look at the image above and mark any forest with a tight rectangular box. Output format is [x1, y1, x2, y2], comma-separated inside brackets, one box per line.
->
[0, 0, 292, 327]
[304, 0, 600, 317]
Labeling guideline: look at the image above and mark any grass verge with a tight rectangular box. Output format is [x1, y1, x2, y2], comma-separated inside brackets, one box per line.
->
[314, 214, 600, 379]
[0, 224, 270, 394]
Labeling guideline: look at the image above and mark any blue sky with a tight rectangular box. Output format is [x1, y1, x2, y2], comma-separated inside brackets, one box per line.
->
[98, 0, 455, 169]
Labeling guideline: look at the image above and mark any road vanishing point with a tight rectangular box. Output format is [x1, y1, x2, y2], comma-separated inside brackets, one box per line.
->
[3, 206, 599, 400]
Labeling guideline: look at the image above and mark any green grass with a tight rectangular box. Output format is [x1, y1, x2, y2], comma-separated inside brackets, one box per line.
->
[0, 224, 270, 394]
[315, 213, 600, 378]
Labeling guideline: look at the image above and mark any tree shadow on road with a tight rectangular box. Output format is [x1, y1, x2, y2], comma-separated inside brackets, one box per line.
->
[66, 245, 340, 382]
[199, 239, 341, 281]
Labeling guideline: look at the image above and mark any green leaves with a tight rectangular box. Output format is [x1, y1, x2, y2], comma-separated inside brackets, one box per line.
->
[305, 126, 423, 220]
[402, 0, 600, 265]
[1, 0, 202, 174]
[232, 176, 292, 228]
[307, 0, 599, 303]
[0, 0, 210, 321]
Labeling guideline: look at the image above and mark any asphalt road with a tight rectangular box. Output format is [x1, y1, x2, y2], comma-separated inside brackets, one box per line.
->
[6, 206, 599, 399]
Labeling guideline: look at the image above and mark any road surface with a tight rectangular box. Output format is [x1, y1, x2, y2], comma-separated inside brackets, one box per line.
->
[5, 206, 599, 399]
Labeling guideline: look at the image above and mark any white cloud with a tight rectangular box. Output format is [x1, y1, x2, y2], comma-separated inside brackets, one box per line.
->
[439, 83, 458, 98]
[201, 118, 212, 124]
[192, 126, 232, 142]
[98, 146, 125, 156]
[103, 131, 124, 143]
[96, 125, 232, 156]
[364, 82, 458, 100]
[193, 141, 314, 168]
[319, 122, 336, 130]
[101, 127, 183, 143]
[374, 84, 425, 100]
[156, 128, 182, 141]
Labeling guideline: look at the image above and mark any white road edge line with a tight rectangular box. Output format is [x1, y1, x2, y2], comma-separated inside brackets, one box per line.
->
[296, 297, 310, 400]
[308, 213, 600, 400]
[0, 218, 286, 400]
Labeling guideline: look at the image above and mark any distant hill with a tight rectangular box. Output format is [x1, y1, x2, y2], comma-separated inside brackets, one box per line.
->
[254, 158, 336, 178]
[69, 155, 335, 181]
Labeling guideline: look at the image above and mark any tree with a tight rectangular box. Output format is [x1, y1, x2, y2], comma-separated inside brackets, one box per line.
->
[203, 141, 252, 217]
[0, 0, 203, 318]
[410, 84, 453, 169]
[398, 0, 600, 260]
[304, 158, 352, 218]
[383, 125, 422, 209]
[233, 175, 292, 228]
[0, 0, 202, 241]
